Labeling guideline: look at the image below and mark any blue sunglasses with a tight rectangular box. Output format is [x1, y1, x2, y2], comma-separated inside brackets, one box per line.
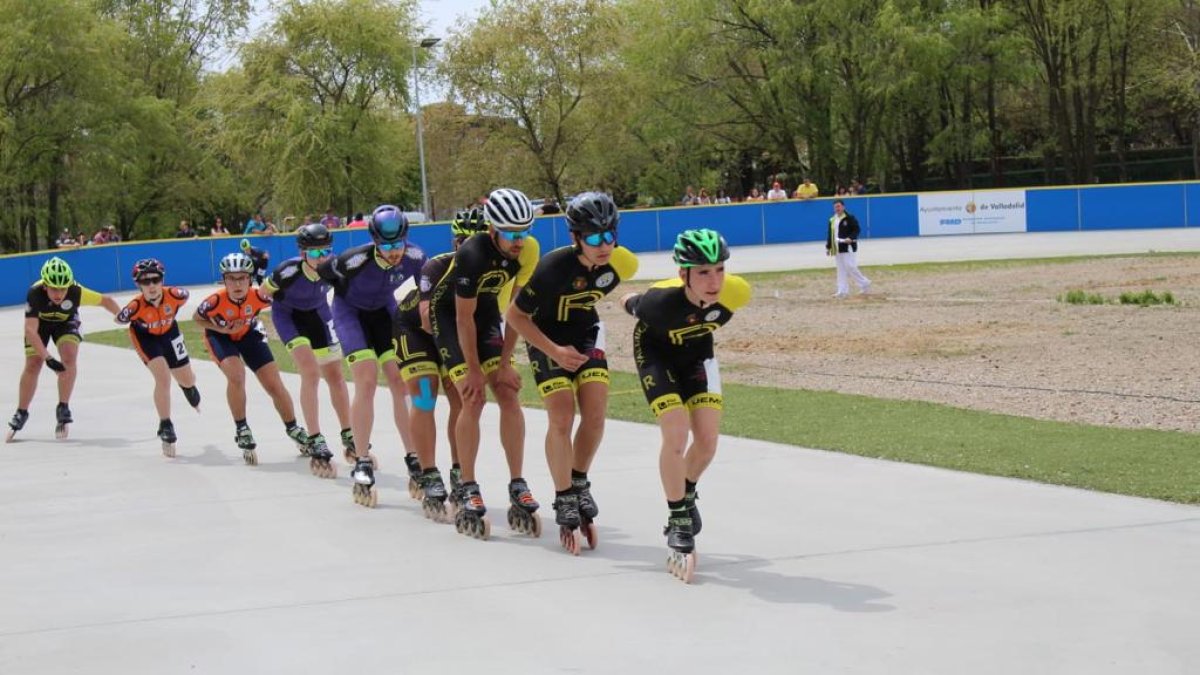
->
[304, 247, 332, 258]
[376, 241, 406, 251]
[582, 231, 616, 247]
[498, 230, 530, 242]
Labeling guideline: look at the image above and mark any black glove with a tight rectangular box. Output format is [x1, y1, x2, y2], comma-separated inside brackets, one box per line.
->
[45, 356, 66, 373]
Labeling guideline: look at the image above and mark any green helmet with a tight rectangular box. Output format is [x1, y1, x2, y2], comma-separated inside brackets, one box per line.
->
[673, 229, 730, 268]
[40, 257, 74, 288]
[451, 207, 487, 238]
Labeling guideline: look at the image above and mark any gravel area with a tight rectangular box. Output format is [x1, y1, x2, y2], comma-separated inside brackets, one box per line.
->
[599, 255, 1200, 433]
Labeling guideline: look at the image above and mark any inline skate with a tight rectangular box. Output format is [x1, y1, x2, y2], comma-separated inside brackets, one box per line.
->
[157, 419, 177, 458]
[454, 482, 490, 540]
[506, 478, 541, 537]
[307, 433, 336, 478]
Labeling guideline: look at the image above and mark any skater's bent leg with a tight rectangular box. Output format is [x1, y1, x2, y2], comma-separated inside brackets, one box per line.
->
[684, 407, 722, 483]
[406, 374, 439, 470]
[454, 378, 485, 482]
[56, 340, 80, 405]
[254, 363, 297, 422]
[657, 408, 691, 502]
[18, 355, 41, 409]
[444, 376, 462, 464]
[320, 360, 352, 430]
[490, 377, 526, 479]
[382, 362, 414, 454]
[169, 363, 197, 388]
[217, 357, 248, 420]
[349, 359, 378, 459]
[146, 357, 173, 420]
[573, 382, 608, 474]
[542, 389, 576, 491]
[291, 346, 321, 433]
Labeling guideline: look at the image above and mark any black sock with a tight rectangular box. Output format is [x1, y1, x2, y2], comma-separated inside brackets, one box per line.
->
[685, 479, 698, 497]
[452, 462, 461, 470]
[17, 408, 27, 415]
[667, 499, 687, 512]
[284, 420, 297, 431]
[235, 418, 248, 430]
[555, 488, 575, 498]
[571, 469, 588, 483]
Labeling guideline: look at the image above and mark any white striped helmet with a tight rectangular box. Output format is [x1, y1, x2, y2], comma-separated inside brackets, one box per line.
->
[219, 252, 256, 275]
[484, 188, 534, 232]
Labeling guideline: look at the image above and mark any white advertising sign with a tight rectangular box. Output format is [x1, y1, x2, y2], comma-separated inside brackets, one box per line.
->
[918, 189, 1027, 236]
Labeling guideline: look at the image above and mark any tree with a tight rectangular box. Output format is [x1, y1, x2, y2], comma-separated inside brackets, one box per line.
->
[441, 0, 623, 205]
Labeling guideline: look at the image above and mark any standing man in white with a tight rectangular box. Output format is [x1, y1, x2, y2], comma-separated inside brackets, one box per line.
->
[826, 199, 871, 298]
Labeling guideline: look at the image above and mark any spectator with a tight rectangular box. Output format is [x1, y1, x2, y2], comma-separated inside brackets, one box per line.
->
[106, 225, 121, 243]
[794, 177, 819, 200]
[826, 199, 871, 298]
[242, 214, 274, 235]
[538, 198, 561, 215]
[176, 220, 198, 238]
[320, 209, 341, 229]
[679, 185, 699, 206]
[210, 217, 230, 236]
[697, 188, 713, 205]
[715, 189, 732, 204]
[75, 232, 88, 247]
[746, 187, 765, 201]
[850, 179, 866, 195]
[766, 181, 788, 200]
[56, 229, 77, 249]
[91, 228, 111, 245]
[835, 184, 850, 197]
[347, 212, 366, 228]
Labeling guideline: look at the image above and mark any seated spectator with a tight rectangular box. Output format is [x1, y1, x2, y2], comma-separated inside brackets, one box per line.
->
[320, 208, 341, 229]
[347, 212, 366, 228]
[835, 184, 850, 196]
[75, 232, 88, 247]
[746, 187, 765, 201]
[679, 185, 699, 206]
[850, 179, 865, 195]
[715, 189, 732, 204]
[91, 228, 111, 245]
[210, 217, 230, 236]
[794, 177, 819, 200]
[106, 225, 121, 243]
[766, 181, 788, 200]
[176, 220, 199, 238]
[56, 229, 77, 249]
[697, 188, 713, 205]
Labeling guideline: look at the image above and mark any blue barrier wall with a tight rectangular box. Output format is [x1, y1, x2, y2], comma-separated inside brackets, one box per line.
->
[2, 180, 1196, 306]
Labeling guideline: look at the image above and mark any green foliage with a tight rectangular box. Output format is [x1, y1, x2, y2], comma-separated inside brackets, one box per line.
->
[1118, 289, 1177, 306]
[1059, 289, 1107, 304]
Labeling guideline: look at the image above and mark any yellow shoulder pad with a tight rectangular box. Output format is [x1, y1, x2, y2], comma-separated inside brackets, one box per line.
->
[718, 274, 751, 311]
[610, 246, 639, 281]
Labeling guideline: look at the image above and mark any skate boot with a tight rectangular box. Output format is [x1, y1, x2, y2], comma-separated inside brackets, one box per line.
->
[454, 482, 490, 540]
[181, 385, 201, 412]
[286, 423, 312, 457]
[307, 433, 336, 479]
[157, 419, 177, 458]
[351, 456, 378, 508]
[686, 490, 702, 536]
[446, 466, 464, 519]
[573, 479, 599, 549]
[54, 403, 72, 440]
[235, 425, 257, 465]
[506, 478, 542, 537]
[664, 513, 697, 584]
[404, 453, 423, 500]
[6, 409, 29, 443]
[554, 493, 585, 555]
[420, 468, 449, 523]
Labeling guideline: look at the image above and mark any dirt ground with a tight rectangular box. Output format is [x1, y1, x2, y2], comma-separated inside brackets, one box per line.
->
[598, 254, 1200, 434]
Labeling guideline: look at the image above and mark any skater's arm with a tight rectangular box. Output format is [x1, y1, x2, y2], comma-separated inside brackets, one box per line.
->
[98, 295, 120, 315]
[419, 300, 433, 335]
[620, 292, 643, 316]
[505, 302, 584, 372]
[24, 318, 51, 360]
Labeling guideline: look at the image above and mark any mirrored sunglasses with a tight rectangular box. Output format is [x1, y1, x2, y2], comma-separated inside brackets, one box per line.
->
[304, 247, 332, 258]
[498, 230, 530, 242]
[377, 241, 406, 251]
[582, 231, 616, 247]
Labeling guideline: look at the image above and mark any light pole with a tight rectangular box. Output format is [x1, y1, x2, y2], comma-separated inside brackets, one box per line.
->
[412, 37, 440, 221]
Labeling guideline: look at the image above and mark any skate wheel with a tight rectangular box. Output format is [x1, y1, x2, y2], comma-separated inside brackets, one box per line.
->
[559, 527, 581, 556]
[55, 424, 69, 440]
[582, 521, 597, 550]
[477, 516, 491, 540]
[408, 479, 423, 500]
[6, 429, 16, 443]
[162, 442, 176, 459]
[243, 450, 258, 466]
[667, 551, 697, 584]
[529, 512, 542, 538]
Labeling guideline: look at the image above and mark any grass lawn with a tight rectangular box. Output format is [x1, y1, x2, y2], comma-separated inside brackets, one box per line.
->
[89, 316, 1199, 505]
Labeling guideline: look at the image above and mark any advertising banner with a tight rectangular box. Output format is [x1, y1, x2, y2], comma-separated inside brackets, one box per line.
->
[918, 189, 1027, 236]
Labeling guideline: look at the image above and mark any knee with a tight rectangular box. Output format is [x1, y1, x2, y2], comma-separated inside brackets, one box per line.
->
[546, 411, 574, 435]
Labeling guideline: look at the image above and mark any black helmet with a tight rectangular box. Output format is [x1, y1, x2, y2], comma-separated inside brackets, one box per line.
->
[566, 192, 619, 234]
[131, 258, 165, 281]
[369, 204, 409, 244]
[296, 223, 332, 248]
